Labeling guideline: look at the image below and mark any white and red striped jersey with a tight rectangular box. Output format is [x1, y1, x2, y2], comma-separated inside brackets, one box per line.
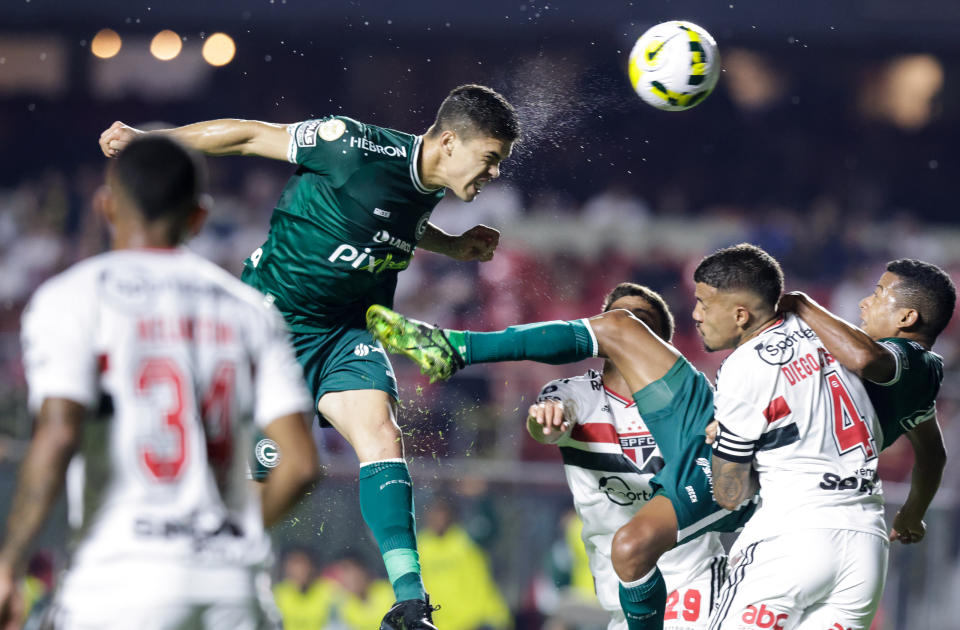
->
[712, 313, 886, 546]
[21, 248, 312, 603]
[537, 370, 726, 616]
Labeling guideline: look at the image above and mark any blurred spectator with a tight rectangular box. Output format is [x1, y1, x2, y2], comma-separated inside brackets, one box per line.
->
[20, 551, 54, 623]
[273, 548, 338, 630]
[324, 554, 395, 630]
[531, 511, 607, 630]
[419, 497, 512, 630]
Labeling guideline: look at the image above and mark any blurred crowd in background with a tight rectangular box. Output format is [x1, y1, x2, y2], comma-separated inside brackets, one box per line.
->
[3, 2, 960, 628]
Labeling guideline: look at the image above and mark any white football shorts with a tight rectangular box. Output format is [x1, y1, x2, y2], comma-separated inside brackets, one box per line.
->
[708, 529, 888, 630]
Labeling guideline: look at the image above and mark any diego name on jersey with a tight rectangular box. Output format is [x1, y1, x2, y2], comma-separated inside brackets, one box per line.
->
[712, 313, 887, 547]
[538, 370, 725, 620]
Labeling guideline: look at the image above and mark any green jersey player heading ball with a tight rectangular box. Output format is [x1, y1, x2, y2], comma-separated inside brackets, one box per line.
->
[99, 84, 521, 630]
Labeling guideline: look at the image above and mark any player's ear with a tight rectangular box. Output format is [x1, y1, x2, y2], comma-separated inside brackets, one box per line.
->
[897, 307, 920, 331]
[94, 184, 117, 230]
[734, 305, 751, 329]
[185, 194, 212, 239]
[440, 129, 457, 156]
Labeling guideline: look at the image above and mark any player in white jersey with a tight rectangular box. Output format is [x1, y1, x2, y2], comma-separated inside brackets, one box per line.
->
[695, 244, 888, 630]
[527, 284, 726, 630]
[0, 137, 320, 630]
[776, 259, 955, 548]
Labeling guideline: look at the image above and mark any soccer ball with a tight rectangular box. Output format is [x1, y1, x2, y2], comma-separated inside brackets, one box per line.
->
[628, 21, 720, 111]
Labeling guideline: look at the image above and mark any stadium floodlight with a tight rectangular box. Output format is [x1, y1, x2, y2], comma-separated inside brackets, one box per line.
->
[202, 33, 236, 67]
[91, 28, 122, 59]
[150, 29, 182, 61]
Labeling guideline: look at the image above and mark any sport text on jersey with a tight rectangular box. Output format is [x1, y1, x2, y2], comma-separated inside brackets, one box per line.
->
[349, 136, 408, 158]
[754, 326, 817, 365]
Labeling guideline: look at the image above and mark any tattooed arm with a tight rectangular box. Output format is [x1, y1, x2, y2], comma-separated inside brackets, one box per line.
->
[711, 455, 759, 510]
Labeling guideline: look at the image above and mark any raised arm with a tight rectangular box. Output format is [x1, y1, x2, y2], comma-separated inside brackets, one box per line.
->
[100, 119, 291, 161]
[779, 291, 896, 383]
[889, 417, 947, 544]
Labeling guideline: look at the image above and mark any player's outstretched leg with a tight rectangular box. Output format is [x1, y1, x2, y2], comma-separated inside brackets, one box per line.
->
[366, 305, 596, 381]
[611, 495, 680, 630]
[380, 594, 439, 630]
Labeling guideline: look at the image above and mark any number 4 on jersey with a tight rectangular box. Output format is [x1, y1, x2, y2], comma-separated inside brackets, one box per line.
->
[826, 372, 877, 461]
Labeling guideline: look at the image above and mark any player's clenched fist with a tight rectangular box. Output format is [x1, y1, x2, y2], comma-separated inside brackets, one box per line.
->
[527, 399, 569, 436]
[450, 224, 500, 262]
[99, 121, 143, 158]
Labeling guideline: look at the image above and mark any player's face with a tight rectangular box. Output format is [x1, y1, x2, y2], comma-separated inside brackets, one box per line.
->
[609, 296, 664, 340]
[445, 133, 512, 201]
[859, 272, 908, 339]
[692, 282, 741, 351]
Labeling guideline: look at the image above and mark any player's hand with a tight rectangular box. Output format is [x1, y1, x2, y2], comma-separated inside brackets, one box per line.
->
[99, 121, 143, 158]
[528, 400, 569, 436]
[0, 564, 24, 630]
[704, 419, 719, 445]
[776, 291, 807, 315]
[889, 505, 926, 544]
[448, 225, 500, 262]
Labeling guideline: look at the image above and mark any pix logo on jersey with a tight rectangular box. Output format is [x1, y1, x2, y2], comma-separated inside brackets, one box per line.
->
[328, 243, 410, 274]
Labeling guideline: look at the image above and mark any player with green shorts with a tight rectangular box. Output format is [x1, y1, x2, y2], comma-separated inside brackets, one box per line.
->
[100, 84, 521, 630]
[366, 304, 758, 630]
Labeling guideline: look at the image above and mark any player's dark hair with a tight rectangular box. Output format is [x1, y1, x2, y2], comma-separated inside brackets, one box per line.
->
[602, 282, 675, 342]
[429, 84, 520, 142]
[693, 243, 784, 311]
[112, 135, 206, 223]
[886, 259, 956, 340]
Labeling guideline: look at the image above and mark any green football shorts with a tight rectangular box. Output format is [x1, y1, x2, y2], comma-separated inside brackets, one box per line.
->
[292, 325, 399, 425]
[633, 357, 757, 544]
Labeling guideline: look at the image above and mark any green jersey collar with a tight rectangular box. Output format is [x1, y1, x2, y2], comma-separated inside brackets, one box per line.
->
[409, 135, 442, 196]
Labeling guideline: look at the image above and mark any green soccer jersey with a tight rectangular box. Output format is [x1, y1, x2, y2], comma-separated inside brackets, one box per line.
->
[865, 337, 943, 450]
[242, 116, 445, 332]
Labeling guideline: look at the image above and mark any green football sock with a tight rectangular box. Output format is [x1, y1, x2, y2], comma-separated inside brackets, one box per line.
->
[358, 459, 426, 602]
[619, 568, 667, 630]
[445, 319, 596, 366]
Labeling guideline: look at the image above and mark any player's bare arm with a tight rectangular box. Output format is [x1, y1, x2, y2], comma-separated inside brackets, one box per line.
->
[0, 397, 83, 627]
[100, 119, 291, 161]
[525, 400, 570, 444]
[418, 223, 500, 262]
[260, 412, 321, 528]
[778, 291, 896, 383]
[710, 455, 759, 510]
[890, 418, 947, 544]
[0, 398, 83, 573]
